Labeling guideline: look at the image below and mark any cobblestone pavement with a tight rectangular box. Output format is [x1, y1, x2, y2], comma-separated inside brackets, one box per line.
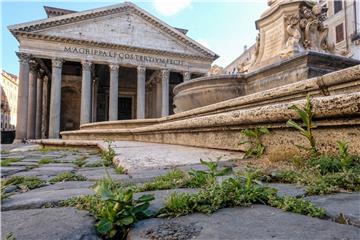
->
[1, 143, 359, 240]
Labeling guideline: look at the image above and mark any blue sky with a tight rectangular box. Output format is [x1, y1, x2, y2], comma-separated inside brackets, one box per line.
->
[1, 0, 267, 75]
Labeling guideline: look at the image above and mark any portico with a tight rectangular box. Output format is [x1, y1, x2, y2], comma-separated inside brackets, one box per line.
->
[9, 2, 218, 140]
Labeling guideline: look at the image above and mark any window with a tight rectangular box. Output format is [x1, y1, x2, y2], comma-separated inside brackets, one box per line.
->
[335, 23, 345, 43]
[334, 0, 342, 14]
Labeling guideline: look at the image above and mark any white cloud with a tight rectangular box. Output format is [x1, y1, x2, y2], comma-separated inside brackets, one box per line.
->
[152, 0, 192, 16]
[195, 39, 210, 49]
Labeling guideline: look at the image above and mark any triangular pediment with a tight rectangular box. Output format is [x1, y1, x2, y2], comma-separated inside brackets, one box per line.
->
[9, 2, 218, 59]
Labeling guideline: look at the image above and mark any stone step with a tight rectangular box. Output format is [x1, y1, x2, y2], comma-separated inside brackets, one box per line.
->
[59, 93, 360, 157]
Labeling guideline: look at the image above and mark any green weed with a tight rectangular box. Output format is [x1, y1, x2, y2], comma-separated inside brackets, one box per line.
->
[187, 159, 233, 188]
[38, 158, 58, 165]
[0, 158, 21, 166]
[138, 169, 188, 192]
[287, 94, 317, 155]
[49, 172, 87, 184]
[240, 127, 270, 158]
[101, 140, 116, 167]
[115, 165, 126, 174]
[3, 176, 45, 191]
[94, 178, 155, 239]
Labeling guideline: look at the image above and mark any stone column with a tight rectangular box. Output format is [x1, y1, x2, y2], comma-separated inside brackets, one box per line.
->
[183, 71, 191, 82]
[161, 69, 170, 117]
[80, 61, 92, 125]
[137, 66, 146, 119]
[155, 79, 162, 117]
[109, 64, 119, 121]
[35, 69, 44, 139]
[26, 60, 38, 139]
[92, 77, 98, 123]
[48, 58, 63, 139]
[15, 53, 30, 142]
[41, 75, 49, 139]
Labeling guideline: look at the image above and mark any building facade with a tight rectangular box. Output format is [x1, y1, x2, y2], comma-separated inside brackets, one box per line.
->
[8, 3, 218, 140]
[320, 0, 360, 59]
[1, 70, 18, 131]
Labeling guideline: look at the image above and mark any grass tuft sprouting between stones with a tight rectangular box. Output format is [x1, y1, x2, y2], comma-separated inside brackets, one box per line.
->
[1, 176, 46, 197]
[38, 158, 59, 165]
[0, 158, 21, 166]
[49, 172, 87, 184]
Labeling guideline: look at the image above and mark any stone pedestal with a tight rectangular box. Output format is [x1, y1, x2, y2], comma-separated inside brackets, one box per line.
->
[15, 53, 30, 142]
[48, 58, 63, 139]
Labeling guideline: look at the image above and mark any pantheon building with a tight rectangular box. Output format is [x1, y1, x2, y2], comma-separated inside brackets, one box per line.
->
[9, 2, 218, 140]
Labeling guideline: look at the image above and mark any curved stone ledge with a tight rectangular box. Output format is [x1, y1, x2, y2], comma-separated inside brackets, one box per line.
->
[173, 57, 360, 113]
[77, 66, 359, 131]
[61, 93, 360, 155]
[80, 119, 161, 130]
[169, 65, 360, 120]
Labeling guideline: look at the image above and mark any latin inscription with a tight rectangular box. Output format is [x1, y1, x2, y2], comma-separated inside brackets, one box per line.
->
[64, 46, 185, 66]
[261, 19, 284, 61]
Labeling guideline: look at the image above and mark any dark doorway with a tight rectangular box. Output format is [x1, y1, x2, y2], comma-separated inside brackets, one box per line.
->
[118, 97, 132, 120]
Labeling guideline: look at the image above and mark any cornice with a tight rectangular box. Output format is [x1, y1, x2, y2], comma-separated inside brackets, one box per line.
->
[9, 2, 218, 60]
[14, 31, 215, 62]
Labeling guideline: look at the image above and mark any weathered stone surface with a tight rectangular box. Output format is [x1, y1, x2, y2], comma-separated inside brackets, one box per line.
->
[77, 167, 130, 181]
[0, 166, 27, 177]
[30, 181, 95, 192]
[307, 193, 360, 227]
[128, 205, 360, 240]
[134, 189, 198, 213]
[3, 185, 18, 193]
[8, 161, 39, 167]
[9, 144, 40, 152]
[267, 183, 306, 198]
[112, 141, 242, 172]
[1, 185, 93, 211]
[13, 165, 75, 180]
[1, 207, 97, 240]
[61, 93, 360, 157]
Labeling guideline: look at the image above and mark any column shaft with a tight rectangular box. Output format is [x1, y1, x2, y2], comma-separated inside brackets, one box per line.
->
[48, 58, 63, 138]
[161, 69, 170, 117]
[41, 76, 49, 139]
[15, 53, 30, 142]
[109, 64, 119, 121]
[26, 60, 38, 139]
[137, 66, 146, 119]
[156, 80, 162, 117]
[35, 69, 44, 139]
[80, 61, 92, 125]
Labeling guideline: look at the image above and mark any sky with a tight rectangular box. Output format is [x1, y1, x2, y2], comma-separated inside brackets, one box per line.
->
[1, 0, 268, 75]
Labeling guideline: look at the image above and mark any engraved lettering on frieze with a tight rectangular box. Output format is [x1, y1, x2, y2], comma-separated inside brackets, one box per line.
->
[64, 46, 185, 66]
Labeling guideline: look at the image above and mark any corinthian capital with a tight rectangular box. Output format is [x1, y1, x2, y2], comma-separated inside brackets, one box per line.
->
[161, 69, 170, 80]
[183, 71, 191, 81]
[81, 60, 92, 71]
[137, 65, 146, 74]
[16, 52, 31, 64]
[29, 60, 39, 72]
[52, 58, 64, 68]
[109, 63, 119, 72]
